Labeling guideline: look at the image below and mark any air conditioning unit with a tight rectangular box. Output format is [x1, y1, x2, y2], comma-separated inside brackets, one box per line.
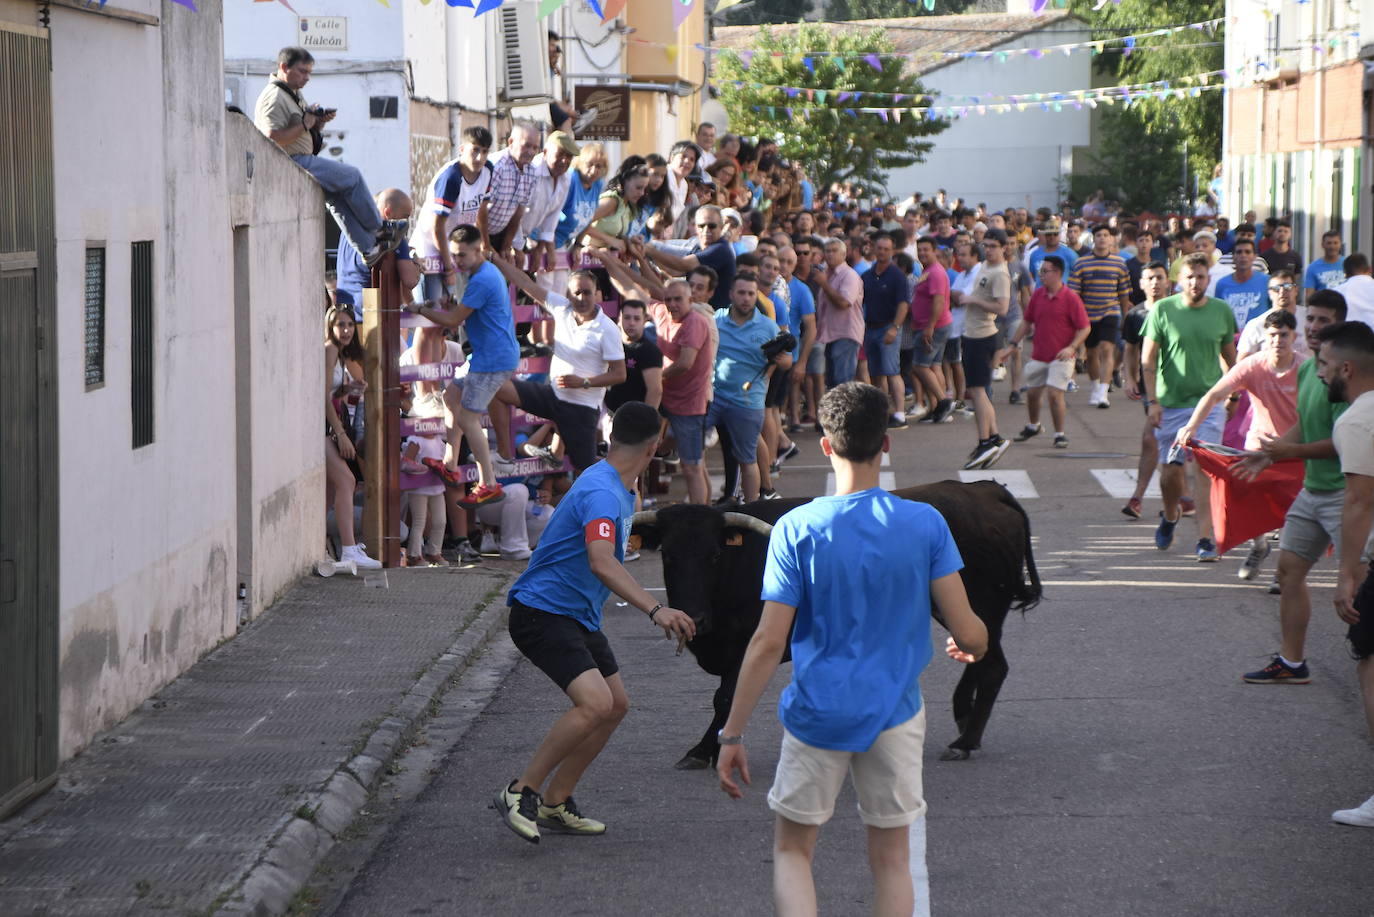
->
[494, 0, 551, 104]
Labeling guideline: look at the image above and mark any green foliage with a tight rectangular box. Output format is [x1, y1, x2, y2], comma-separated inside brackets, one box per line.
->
[825, 0, 974, 23]
[1067, 0, 1223, 204]
[714, 24, 949, 194]
[1067, 108, 1188, 212]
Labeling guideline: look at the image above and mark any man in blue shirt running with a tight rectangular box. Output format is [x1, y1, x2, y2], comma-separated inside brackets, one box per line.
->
[716, 382, 988, 916]
[495, 402, 695, 844]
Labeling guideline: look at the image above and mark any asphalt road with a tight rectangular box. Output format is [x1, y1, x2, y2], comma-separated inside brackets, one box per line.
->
[304, 384, 1374, 917]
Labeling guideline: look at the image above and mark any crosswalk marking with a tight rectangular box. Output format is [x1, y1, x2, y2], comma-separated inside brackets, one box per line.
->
[957, 469, 1039, 499]
[1091, 468, 1161, 499]
[824, 471, 896, 495]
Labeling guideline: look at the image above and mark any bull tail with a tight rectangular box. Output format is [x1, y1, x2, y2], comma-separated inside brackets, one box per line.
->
[999, 485, 1042, 612]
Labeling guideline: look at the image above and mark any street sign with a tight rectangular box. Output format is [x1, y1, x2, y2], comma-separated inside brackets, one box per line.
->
[299, 17, 347, 52]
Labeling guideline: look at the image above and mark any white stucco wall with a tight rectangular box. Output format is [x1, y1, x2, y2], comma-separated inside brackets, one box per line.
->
[884, 21, 1092, 211]
[226, 116, 328, 622]
[52, 0, 237, 757]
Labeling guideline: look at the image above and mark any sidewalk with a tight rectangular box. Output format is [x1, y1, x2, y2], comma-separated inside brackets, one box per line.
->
[0, 564, 518, 917]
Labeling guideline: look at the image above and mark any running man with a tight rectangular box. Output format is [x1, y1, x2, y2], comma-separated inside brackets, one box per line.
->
[496, 402, 696, 843]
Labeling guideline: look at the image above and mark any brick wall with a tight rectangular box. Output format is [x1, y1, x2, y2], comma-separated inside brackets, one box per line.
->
[1226, 61, 1366, 155]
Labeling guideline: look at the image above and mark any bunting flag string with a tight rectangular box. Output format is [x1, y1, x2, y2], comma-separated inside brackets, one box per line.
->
[712, 60, 1291, 109]
[745, 79, 1229, 123]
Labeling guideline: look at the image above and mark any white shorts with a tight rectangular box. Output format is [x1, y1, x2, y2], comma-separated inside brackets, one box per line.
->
[1024, 358, 1074, 391]
[767, 708, 926, 829]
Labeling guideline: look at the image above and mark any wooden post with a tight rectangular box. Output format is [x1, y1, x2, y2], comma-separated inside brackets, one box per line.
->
[361, 255, 402, 567]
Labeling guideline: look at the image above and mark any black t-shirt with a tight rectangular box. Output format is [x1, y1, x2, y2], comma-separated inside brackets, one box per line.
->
[693, 240, 736, 310]
[606, 336, 663, 411]
[1125, 256, 1146, 305]
[1262, 247, 1302, 279]
[1122, 304, 1150, 394]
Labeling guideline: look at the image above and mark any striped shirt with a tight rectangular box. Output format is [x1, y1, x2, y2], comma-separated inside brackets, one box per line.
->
[484, 150, 535, 235]
[1067, 253, 1131, 321]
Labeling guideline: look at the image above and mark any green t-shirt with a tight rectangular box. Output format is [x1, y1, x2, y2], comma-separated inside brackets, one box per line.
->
[1297, 356, 1347, 492]
[1142, 294, 1236, 408]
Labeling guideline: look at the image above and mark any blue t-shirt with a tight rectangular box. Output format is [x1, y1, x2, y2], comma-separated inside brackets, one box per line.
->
[854, 259, 873, 276]
[762, 489, 963, 752]
[861, 262, 908, 326]
[1213, 271, 1270, 328]
[1305, 258, 1346, 292]
[693, 239, 736, 310]
[508, 460, 635, 631]
[1028, 245, 1078, 286]
[555, 172, 604, 249]
[713, 307, 780, 410]
[787, 277, 815, 360]
[334, 237, 412, 320]
[462, 261, 519, 373]
[768, 289, 791, 339]
[799, 180, 814, 210]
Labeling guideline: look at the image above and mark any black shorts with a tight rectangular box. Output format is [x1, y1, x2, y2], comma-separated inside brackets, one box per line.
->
[1348, 564, 1374, 660]
[508, 599, 620, 690]
[961, 334, 998, 390]
[765, 367, 792, 409]
[513, 380, 601, 473]
[1086, 313, 1121, 349]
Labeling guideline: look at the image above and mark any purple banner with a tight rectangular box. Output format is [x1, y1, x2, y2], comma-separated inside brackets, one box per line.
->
[401, 416, 447, 437]
[398, 361, 464, 383]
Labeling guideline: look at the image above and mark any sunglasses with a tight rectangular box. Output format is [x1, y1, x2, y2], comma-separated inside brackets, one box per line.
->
[1269, 283, 1295, 291]
[696, 222, 719, 229]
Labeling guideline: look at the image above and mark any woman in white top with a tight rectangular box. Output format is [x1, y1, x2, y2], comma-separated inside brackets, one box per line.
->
[325, 300, 382, 569]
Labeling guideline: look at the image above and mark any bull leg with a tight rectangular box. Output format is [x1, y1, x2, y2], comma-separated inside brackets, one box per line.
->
[676, 668, 740, 770]
[942, 643, 1009, 760]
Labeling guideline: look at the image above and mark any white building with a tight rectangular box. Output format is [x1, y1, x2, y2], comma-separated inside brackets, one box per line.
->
[714, 11, 1094, 211]
[1, 0, 324, 815]
[1221, 0, 1370, 262]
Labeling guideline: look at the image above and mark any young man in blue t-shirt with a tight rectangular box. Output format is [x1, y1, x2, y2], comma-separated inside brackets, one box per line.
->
[496, 402, 695, 844]
[716, 382, 988, 915]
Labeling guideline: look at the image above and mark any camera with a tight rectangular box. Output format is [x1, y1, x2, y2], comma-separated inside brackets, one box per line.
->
[760, 331, 797, 361]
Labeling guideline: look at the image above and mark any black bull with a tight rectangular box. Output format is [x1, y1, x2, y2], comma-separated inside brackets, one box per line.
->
[630, 480, 1042, 767]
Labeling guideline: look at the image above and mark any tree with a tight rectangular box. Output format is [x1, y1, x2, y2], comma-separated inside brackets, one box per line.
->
[1067, 0, 1223, 205]
[714, 24, 949, 194]
[825, 0, 973, 24]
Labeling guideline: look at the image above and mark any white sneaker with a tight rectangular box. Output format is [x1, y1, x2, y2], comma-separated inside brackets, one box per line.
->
[1087, 385, 1102, 406]
[340, 544, 383, 570]
[500, 548, 532, 561]
[992, 366, 1007, 381]
[1332, 794, 1374, 827]
[480, 532, 500, 555]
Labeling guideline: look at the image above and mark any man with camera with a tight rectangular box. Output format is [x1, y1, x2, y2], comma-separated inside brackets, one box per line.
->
[254, 46, 398, 266]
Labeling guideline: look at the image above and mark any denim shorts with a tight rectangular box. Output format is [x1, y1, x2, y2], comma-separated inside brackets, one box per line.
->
[909, 324, 952, 368]
[824, 339, 860, 388]
[663, 410, 706, 464]
[458, 370, 511, 413]
[706, 400, 765, 463]
[805, 344, 825, 376]
[1153, 404, 1224, 464]
[863, 326, 902, 377]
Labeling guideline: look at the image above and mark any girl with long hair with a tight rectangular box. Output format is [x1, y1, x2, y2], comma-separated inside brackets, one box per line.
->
[325, 300, 382, 569]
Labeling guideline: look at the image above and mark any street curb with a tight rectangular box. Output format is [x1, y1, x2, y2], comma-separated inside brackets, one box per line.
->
[218, 587, 512, 917]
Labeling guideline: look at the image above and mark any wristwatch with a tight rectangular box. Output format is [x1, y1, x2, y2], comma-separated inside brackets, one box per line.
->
[582, 377, 591, 389]
[717, 730, 743, 746]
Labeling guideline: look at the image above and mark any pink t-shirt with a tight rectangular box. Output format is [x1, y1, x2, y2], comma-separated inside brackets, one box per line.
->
[1023, 286, 1090, 363]
[815, 262, 865, 345]
[649, 301, 712, 416]
[1218, 352, 1300, 449]
[910, 264, 952, 330]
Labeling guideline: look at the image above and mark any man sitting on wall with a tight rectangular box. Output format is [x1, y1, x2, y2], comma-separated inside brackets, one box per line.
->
[254, 46, 399, 266]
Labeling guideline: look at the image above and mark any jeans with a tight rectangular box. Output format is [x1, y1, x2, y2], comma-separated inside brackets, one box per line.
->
[292, 154, 383, 256]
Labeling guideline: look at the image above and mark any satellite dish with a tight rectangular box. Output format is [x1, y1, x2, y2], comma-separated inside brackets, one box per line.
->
[700, 98, 729, 131]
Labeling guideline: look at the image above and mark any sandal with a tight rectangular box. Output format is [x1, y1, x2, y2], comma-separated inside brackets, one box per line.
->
[459, 483, 505, 506]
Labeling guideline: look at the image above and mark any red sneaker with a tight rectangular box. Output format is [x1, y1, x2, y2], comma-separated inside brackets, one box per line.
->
[421, 458, 464, 488]
[459, 483, 505, 506]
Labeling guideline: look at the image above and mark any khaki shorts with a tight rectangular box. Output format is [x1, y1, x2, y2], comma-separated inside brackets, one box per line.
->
[1024, 358, 1075, 391]
[767, 709, 927, 829]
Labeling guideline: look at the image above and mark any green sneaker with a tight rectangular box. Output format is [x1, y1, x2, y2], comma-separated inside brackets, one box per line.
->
[494, 781, 541, 844]
[537, 796, 606, 835]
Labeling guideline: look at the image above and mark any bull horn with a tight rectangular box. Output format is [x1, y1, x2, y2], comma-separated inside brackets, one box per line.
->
[630, 510, 658, 527]
[722, 512, 774, 537]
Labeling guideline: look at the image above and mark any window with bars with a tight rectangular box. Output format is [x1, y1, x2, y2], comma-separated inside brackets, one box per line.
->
[84, 247, 105, 388]
[131, 241, 154, 448]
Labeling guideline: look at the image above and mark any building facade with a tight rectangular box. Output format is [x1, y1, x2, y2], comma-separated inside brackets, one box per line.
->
[1222, 0, 1370, 262]
[1, 0, 324, 816]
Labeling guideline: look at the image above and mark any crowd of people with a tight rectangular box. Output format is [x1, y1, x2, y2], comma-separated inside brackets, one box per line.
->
[255, 41, 1374, 865]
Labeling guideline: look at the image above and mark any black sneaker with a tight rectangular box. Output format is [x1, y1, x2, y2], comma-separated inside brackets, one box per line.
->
[494, 781, 542, 843]
[1013, 424, 1042, 442]
[779, 443, 801, 464]
[963, 438, 1001, 470]
[928, 399, 954, 424]
[1242, 656, 1311, 685]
